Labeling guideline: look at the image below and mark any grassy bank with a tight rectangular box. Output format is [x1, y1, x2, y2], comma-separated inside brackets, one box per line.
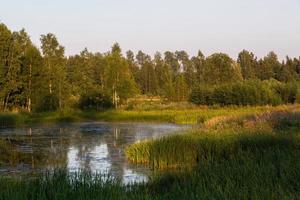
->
[125, 106, 300, 169]
[0, 104, 297, 127]
[122, 106, 300, 199]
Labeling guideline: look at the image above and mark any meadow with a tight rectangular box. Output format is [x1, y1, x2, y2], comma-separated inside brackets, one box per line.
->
[0, 104, 300, 199]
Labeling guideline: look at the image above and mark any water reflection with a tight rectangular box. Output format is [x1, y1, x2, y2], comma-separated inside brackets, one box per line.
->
[0, 122, 186, 183]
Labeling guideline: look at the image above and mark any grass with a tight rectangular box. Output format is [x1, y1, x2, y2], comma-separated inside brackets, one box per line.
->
[0, 170, 151, 200]
[2, 144, 300, 200]
[0, 104, 297, 127]
[125, 106, 300, 169]
[1, 104, 300, 199]
[1, 137, 300, 199]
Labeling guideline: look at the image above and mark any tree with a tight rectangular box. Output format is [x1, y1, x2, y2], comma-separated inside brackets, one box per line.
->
[237, 50, 257, 79]
[0, 23, 14, 110]
[191, 50, 205, 84]
[0, 25, 24, 111]
[278, 56, 298, 82]
[175, 50, 195, 92]
[104, 43, 137, 107]
[173, 74, 188, 101]
[257, 51, 280, 80]
[154, 52, 174, 100]
[136, 51, 158, 95]
[10, 29, 44, 112]
[202, 53, 242, 85]
[40, 33, 67, 110]
[1, 22, 300, 111]
[164, 51, 180, 75]
[126, 50, 139, 83]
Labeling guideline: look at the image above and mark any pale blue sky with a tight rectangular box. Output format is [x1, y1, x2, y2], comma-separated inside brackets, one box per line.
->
[1, 0, 300, 60]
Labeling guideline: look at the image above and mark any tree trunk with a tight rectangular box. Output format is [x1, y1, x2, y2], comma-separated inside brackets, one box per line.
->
[48, 61, 52, 94]
[59, 78, 62, 110]
[115, 90, 118, 109]
[4, 93, 10, 112]
[28, 63, 32, 112]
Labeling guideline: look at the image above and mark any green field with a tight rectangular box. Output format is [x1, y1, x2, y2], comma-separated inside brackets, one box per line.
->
[1, 105, 300, 199]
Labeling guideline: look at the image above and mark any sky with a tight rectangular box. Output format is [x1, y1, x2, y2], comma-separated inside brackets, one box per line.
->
[1, 0, 300, 60]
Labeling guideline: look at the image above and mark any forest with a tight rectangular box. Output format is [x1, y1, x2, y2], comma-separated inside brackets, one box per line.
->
[1, 23, 300, 113]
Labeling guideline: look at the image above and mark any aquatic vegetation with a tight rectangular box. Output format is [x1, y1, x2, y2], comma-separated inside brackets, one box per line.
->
[126, 107, 300, 169]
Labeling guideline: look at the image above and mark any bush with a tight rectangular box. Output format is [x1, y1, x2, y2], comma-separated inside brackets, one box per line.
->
[189, 79, 293, 106]
[79, 92, 113, 111]
[37, 94, 59, 112]
[189, 86, 214, 105]
[275, 82, 298, 104]
[296, 89, 300, 104]
[211, 84, 233, 105]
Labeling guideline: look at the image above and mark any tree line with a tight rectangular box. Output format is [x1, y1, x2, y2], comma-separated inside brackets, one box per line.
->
[0, 23, 299, 112]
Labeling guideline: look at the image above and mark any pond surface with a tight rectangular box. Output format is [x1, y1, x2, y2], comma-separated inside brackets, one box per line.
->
[0, 122, 187, 184]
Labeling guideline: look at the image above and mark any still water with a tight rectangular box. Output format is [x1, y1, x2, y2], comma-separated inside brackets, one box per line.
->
[0, 122, 186, 184]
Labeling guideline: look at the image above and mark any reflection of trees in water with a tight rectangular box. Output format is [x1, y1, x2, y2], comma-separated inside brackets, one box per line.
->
[106, 127, 127, 179]
[0, 126, 70, 172]
[0, 123, 172, 180]
[105, 126, 157, 180]
[44, 128, 70, 169]
[68, 125, 155, 180]
[68, 126, 134, 178]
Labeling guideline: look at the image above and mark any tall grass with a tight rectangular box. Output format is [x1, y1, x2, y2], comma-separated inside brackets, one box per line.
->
[125, 107, 300, 169]
[0, 113, 29, 127]
[1, 104, 297, 127]
[0, 170, 150, 200]
[1, 142, 300, 200]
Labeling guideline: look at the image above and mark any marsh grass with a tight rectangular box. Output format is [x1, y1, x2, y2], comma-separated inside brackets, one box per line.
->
[125, 106, 300, 170]
[0, 170, 142, 200]
[1, 143, 300, 200]
[1, 104, 296, 127]
[0, 113, 28, 127]
[122, 108, 300, 199]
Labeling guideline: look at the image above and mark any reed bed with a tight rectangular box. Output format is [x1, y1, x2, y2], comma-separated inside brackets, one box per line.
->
[125, 106, 300, 169]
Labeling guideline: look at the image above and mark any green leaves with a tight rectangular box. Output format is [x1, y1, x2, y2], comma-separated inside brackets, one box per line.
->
[0, 22, 300, 111]
[202, 53, 243, 85]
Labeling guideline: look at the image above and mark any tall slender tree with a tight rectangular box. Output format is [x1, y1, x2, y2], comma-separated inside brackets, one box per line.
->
[40, 33, 67, 110]
[104, 43, 137, 107]
[237, 50, 257, 80]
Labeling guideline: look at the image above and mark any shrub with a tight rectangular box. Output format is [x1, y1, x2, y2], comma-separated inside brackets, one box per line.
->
[190, 79, 287, 106]
[209, 80, 281, 106]
[275, 82, 298, 104]
[212, 84, 233, 105]
[189, 86, 214, 105]
[296, 89, 300, 104]
[79, 92, 113, 111]
[37, 94, 59, 112]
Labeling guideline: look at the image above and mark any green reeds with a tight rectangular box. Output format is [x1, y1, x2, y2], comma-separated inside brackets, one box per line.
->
[126, 108, 300, 170]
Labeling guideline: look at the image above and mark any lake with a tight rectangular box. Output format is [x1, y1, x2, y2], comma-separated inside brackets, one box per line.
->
[0, 122, 187, 184]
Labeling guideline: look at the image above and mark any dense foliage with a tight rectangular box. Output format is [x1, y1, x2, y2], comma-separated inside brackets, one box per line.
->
[190, 80, 299, 106]
[0, 23, 300, 112]
[79, 92, 113, 111]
